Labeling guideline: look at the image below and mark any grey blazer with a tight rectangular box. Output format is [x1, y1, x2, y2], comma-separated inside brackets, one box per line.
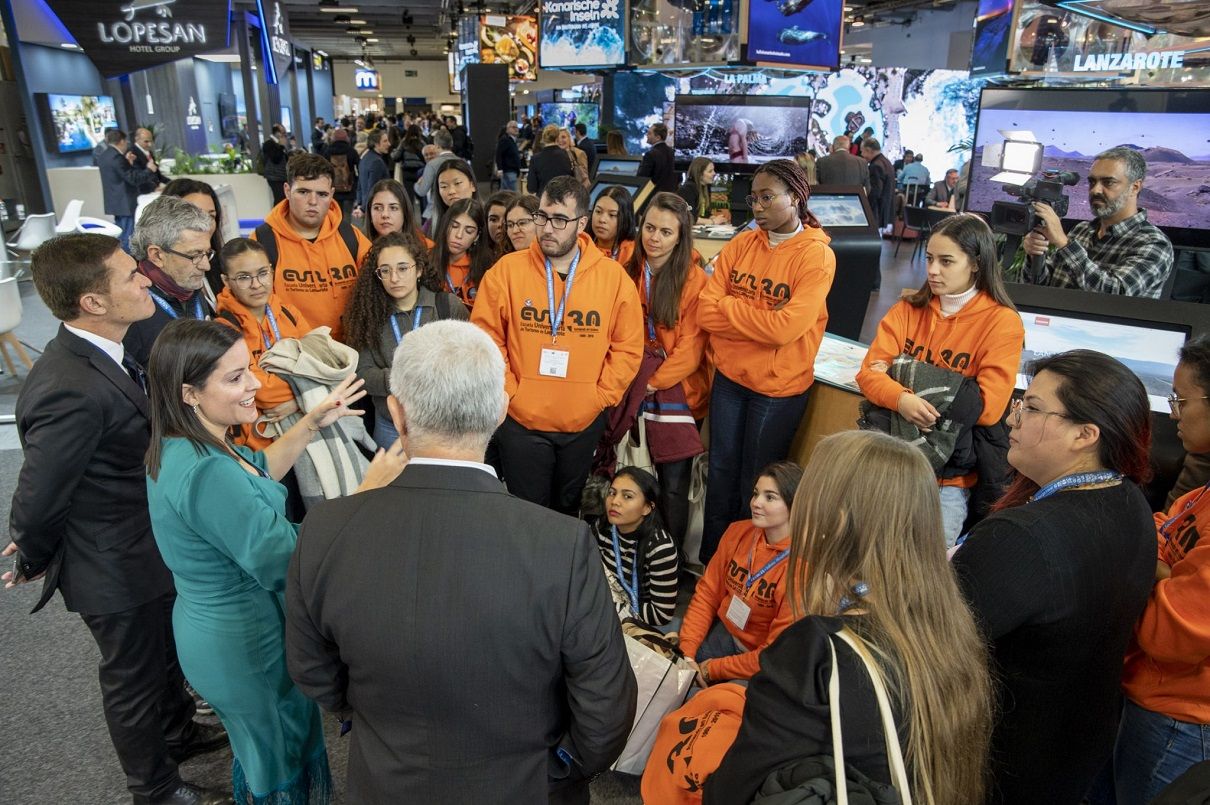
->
[815, 150, 871, 195]
[286, 462, 637, 804]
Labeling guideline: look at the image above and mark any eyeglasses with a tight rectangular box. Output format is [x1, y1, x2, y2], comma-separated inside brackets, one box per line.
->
[375, 263, 416, 280]
[226, 267, 272, 289]
[161, 246, 215, 265]
[744, 192, 789, 209]
[532, 211, 584, 230]
[505, 217, 535, 231]
[1168, 392, 1209, 418]
[1009, 398, 1071, 428]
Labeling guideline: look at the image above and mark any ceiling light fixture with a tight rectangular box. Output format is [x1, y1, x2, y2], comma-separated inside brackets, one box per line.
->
[851, 14, 865, 26]
[319, 5, 359, 12]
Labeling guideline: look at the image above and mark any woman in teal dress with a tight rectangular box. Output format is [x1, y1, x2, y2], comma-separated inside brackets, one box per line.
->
[144, 319, 405, 804]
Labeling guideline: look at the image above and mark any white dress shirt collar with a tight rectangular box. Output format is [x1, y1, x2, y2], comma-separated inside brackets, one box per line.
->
[64, 323, 124, 368]
[407, 456, 498, 478]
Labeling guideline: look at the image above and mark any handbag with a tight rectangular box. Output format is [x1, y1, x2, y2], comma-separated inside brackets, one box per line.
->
[615, 414, 655, 475]
[612, 633, 698, 776]
[752, 628, 912, 805]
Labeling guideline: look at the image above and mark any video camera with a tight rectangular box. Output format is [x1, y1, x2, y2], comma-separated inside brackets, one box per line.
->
[990, 169, 1081, 237]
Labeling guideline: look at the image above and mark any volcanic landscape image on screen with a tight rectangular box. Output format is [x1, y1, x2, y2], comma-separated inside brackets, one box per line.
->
[674, 99, 810, 164]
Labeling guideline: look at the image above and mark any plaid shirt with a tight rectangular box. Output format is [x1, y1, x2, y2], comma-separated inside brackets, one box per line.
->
[1036, 208, 1174, 298]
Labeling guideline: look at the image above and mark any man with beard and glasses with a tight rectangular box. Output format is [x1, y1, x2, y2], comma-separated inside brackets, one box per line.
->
[1023, 147, 1174, 299]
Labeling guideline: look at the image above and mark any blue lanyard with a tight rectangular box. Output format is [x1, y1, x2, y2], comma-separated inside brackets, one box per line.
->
[1030, 470, 1123, 503]
[744, 533, 790, 597]
[643, 263, 657, 343]
[152, 292, 204, 320]
[389, 306, 425, 344]
[611, 525, 640, 616]
[261, 306, 282, 351]
[545, 249, 581, 343]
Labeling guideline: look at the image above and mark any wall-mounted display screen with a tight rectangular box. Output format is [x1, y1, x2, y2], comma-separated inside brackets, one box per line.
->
[479, 14, 538, 82]
[541, 0, 625, 68]
[596, 157, 642, 177]
[967, 88, 1210, 248]
[746, 0, 843, 70]
[630, 0, 740, 66]
[673, 95, 811, 164]
[612, 72, 677, 156]
[1016, 307, 1187, 413]
[538, 103, 600, 139]
[969, 0, 1014, 75]
[43, 94, 118, 154]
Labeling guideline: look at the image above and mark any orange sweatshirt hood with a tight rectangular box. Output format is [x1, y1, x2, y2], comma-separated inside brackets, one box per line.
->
[470, 233, 644, 432]
[256, 201, 371, 341]
[698, 226, 835, 397]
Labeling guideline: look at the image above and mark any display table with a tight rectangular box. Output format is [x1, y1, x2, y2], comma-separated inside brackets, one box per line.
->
[788, 334, 867, 465]
[692, 224, 737, 263]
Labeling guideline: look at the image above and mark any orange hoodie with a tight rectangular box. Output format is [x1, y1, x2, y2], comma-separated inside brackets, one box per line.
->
[698, 226, 835, 398]
[1121, 484, 1210, 723]
[215, 287, 313, 450]
[639, 264, 712, 420]
[678, 520, 798, 682]
[443, 252, 477, 309]
[597, 238, 635, 268]
[857, 291, 1024, 486]
[471, 233, 644, 433]
[255, 201, 372, 342]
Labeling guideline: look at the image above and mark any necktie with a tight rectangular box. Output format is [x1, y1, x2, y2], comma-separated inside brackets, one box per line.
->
[122, 353, 147, 394]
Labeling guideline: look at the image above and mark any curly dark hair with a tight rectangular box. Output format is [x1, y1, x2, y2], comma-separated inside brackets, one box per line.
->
[343, 231, 439, 352]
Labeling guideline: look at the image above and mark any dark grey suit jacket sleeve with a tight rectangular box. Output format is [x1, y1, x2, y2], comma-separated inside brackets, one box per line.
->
[557, 521, 638, 776]
[285, 521, 350, 718]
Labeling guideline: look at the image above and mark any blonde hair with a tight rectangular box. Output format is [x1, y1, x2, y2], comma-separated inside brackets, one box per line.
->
[787, 430, 992, 804]
[540, 124, 560, 146]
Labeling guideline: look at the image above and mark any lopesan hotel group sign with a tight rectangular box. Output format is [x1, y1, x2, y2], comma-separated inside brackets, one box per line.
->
[47, 0, 232, 77]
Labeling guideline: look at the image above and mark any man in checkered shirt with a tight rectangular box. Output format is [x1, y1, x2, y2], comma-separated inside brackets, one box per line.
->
[1023, 146, 1174, 299]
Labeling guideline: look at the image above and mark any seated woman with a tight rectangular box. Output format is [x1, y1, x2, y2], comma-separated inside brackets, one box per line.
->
[499, 194, 539, 257]
[677, 157, 728, 225]
[1114, 335, 1210, 802]
[856, 213, 1023, 546]
[344, 231, 468, 449]
[432, 198, 494, 309]
[676, 461, 803, 685]
[589, 186, 637, 266]
[951, 350, 1157, 805]
[214, 238, 312, 451]
[363, 178, 432, 248]
[706, 430, 992, 804]
[144, 320, 404, 805]
[590, 466, 680, 628]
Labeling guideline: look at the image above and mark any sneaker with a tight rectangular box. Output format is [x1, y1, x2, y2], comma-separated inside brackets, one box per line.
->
[185, 681, 214, 716]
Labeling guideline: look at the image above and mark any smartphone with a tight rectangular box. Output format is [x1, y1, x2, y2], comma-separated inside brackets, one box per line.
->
[9, 554, 25, 585]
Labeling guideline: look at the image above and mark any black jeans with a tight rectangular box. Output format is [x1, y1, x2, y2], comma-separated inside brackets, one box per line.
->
[656, 456, 694, 557]
[80, 593, 196, 799]
[497, 413, 607, 516]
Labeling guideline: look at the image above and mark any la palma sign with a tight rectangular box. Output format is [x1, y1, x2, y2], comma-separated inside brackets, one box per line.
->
[47, 0, 231, 77]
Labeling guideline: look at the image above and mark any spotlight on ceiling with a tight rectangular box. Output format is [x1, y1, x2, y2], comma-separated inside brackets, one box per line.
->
[851, 14, 866, 26]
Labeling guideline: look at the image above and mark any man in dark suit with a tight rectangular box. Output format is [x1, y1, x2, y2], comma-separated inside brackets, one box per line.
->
[574, 122, 597, 179]
[815, 135, 870, 194]
[96, 129, 157, 252]
[132, 128, 168, 193]
[926, 168, 960, 207]
[311, 117, 326, 154]
[3, 233, 228, 805]
[861, 137, 896, 231]
[637, 122, 679, 192]
[286, 320, 636, 805]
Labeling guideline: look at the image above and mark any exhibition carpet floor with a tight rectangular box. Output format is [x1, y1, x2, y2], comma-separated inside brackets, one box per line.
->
[0, 241, 925, 803]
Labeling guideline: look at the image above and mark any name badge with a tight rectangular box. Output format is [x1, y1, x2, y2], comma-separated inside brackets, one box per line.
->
[539, 348, 570, 378]
[725, 595, 751, 630]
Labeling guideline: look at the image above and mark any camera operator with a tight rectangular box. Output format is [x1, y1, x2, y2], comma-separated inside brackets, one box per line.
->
[1023, 147, 1174, 298]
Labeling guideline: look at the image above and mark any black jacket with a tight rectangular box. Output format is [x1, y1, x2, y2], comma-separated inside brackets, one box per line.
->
[96, 146, 155, 217]
[122, 279, 209, 368]
[130, 145, 166, 193]
[527, 146, 574, 196]
[286, 463, 637, 804]
[10, 325, 175, 615]
[497, 134, 522, 173]
[816, 150, 871, 194]
[261, 138, 289, 183]
[637, 141, 678, 193]
[450, 125, 474, 160]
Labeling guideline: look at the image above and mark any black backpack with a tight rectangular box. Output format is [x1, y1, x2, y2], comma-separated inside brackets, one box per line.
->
[254, 221, 361, 272]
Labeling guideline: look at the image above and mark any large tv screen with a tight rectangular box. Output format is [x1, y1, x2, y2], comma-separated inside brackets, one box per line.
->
[541, 0, 625, 68]
[746, 0, 843, 70]
[966, 88, 1210, 248]
[673, 95, 811, 164]
[479, 14, 538, 82]
[969, 0, 1013, 76]
[538, 102, 600, 139]
[43, 94, 118, 154]
[612, 72, 676, 156]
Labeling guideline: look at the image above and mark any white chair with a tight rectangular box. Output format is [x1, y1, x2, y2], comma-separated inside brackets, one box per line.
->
[5, 212, 58, 280]
[54, 199, 84, 233]
[0, 277, 32, 376]
[76, 217, 123, 237]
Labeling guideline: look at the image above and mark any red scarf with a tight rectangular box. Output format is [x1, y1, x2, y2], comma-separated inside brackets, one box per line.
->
[138, 259, 194, 302]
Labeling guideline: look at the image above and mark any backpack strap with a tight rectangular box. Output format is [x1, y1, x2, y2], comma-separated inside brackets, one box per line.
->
[215, 309, 242, 330]
[279, 305, 298, 327]
[435, 291, 450, 319]
[337, 218, 361, 266]
[254, 223, 279, 268]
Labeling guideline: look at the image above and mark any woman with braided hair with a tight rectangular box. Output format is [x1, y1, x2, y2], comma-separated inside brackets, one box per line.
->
[697, 158, 836, 565]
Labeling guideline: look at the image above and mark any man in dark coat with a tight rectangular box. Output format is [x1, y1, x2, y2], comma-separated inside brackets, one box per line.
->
[95, 129, 157, 251]
[816, 135, 870, 194]
[637, 122, 678, 192]
[5, 233, 228, 805]
[861, 137, 895, 230]
[286, 320, 636, 805]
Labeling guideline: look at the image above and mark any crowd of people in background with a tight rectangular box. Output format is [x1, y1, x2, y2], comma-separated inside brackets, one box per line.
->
[8, 109, 1209, 805]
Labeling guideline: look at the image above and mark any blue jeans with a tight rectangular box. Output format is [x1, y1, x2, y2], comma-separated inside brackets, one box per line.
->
[695, 619, 743, 663]
[501, 171, 519, 191]
[939, 485, 970, 548]
[114, 215, 134, 253]
[1111, 698, 1210, 803]
[373, 412, 399, 450]
[701, 372, 811, 565]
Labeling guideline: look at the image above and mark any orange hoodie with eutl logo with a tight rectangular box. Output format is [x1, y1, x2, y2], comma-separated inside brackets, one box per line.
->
[472, 234, 644, 433]
[698, 226, 835, 398]
[254, 201, 372, 342]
